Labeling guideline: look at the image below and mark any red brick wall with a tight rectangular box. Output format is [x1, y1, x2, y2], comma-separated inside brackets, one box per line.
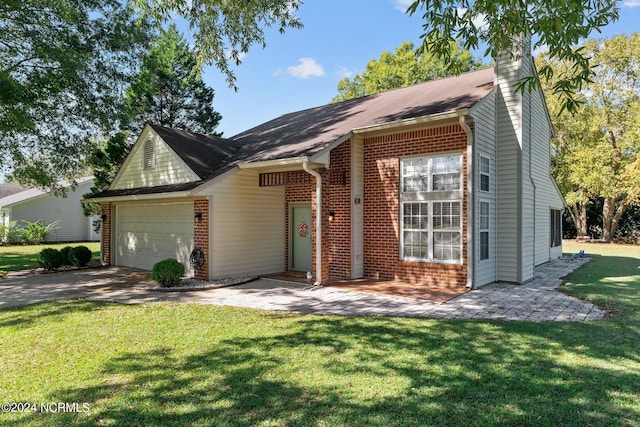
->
[100, 203, 112, 265]
[327, 140, 352, 280]
[193, 199, 209, 280]
[362, 123, 469, 288]
[283, 141, 352, 283]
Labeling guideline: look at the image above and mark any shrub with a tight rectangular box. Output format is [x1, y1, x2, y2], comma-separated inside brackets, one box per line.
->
[151, 258, 185, 288]
[60, 246, 74, 265]
[70, 245, 92, 267]
[39, 248, 64, 270]
[0, 220, 23, 245]
[21, 220, 60, 244]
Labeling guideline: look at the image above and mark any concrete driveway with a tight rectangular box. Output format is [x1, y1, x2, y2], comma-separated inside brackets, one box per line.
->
[0, 259, 605, 322]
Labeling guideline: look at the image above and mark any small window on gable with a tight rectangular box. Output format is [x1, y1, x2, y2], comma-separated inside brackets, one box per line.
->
[144, 139, 155, 169]
[479, 155, 490, 192]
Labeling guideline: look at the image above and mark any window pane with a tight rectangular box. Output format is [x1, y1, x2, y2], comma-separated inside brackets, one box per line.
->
[479, 202, 489, 230]
[402, 158, 429, 192]
[433, 201, 461, 231]
[480, 156, 490, 174]
[480, 174, 489, 192]
[480, 231, 489, 260]
[432, 155, 461, 191]
[433, 231, 461, 261]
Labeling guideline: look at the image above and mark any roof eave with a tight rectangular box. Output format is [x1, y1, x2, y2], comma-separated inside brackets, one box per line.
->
[352, 109, 471, 135]
[82, 190, 193, 204]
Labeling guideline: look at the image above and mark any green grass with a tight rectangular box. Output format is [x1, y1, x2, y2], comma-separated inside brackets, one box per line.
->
[0, 242, 100, 272]
[0, 242, 638, 426]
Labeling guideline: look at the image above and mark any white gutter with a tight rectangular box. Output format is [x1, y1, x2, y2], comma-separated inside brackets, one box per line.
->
[302, 161, 323, 286]
[238, 156, 311, 169]
[82, 191, 193, 204]
[459, 115, 475, 290]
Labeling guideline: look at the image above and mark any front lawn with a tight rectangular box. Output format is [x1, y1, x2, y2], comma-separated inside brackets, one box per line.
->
[0, 242, 100, 272]
[0, 242, 638, 426]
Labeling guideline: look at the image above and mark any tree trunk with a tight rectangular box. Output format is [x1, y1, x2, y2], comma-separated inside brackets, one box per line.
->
[570, 203, 588, 237]
[602, 197, 627, 242]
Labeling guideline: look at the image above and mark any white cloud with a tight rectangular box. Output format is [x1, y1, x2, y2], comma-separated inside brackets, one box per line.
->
[393, 0, 414, 12]
[335, 65, 356, 80]
[456, 7, 488, 31]
[623, 0, 640, 7]
[286, 58, 326, 79]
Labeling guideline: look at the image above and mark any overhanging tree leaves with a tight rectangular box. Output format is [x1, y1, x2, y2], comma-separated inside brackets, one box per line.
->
[541, 33, 640, 241]
[0, 0, 152, 190]
[131, 0, 303, 89]
[406, 0, 619, 113]
[332, 40, 481, 102]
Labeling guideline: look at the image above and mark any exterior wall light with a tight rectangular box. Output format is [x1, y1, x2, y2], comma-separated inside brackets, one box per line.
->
[194, 212, 203, 222]
[328, 210, 336, 222]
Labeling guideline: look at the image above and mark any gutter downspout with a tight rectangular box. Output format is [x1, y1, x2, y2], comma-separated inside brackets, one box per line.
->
[302, 162, 322, 286]
[459, 115, 475, 290]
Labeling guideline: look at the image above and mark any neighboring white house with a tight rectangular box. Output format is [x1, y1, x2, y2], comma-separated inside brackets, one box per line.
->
[0, 177, 99, 242]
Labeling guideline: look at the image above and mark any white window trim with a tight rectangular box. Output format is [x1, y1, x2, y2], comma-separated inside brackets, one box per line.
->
[479, 200, 490, 262]
[399, 153, 463, 264]
[479, 154, 490, 193]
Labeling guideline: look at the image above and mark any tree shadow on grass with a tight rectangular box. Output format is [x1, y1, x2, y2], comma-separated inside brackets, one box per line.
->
[0, 299, 110, 329]
[8, 313, 640, 426]
[560, 253, 640, 322]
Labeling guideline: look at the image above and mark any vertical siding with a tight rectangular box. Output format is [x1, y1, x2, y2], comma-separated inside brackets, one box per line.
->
[8, 180, 95, 242]
[111, 130, 200, 190]
[351, 137, 364, 278]
[495, 51, 522, 283]
[470, 94, 497, 286]
[208, 169, 285, 278]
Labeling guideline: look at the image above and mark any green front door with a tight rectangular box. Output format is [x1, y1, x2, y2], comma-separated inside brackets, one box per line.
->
[291, 206, 312, 271]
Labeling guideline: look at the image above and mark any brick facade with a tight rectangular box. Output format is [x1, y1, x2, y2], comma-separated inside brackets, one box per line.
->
[100, 203, 112, 265]
[193, 199, 209, 280]
[281, 124, 469, 289]
[362, 123, 469, 288]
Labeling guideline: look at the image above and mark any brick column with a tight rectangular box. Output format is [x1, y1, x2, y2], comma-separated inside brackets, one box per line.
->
[100, 203, 112, 265]
[193, 199, 209, 280]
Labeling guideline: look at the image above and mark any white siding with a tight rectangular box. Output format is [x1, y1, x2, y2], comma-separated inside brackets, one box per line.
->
[530, 80, 565, 265]
[351, 137, 364, 278]
[470, 93, 497, 286]
[207, 169, 285, 278]
[111, 128, 200, 190]
[521, 53, 536, 282]
[495, 51, 523, 283]
[7, 180, 96, 242]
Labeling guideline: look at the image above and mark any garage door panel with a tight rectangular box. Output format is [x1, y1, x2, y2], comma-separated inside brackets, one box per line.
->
[115, 203, 194, 275]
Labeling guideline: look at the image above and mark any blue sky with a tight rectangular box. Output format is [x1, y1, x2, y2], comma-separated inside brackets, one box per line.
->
[196, 0, 640, 138]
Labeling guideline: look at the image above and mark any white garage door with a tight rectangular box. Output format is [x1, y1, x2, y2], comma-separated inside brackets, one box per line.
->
[115, 203, 194, 274]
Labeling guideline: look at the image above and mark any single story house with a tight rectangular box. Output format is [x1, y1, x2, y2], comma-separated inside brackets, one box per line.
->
[86, 37, 564, 290]
[1, 177, 100, 242]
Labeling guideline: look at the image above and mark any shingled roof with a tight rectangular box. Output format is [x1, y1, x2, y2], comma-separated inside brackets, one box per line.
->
[228, 66, 495, 165]
[150, 124, 240, 179]
[88, 67, 495, 200]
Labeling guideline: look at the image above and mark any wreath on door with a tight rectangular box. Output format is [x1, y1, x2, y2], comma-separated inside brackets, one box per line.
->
[298, 222, 309, 237]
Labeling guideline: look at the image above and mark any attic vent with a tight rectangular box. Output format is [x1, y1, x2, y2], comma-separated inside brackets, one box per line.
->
[143, 139, 155, 169]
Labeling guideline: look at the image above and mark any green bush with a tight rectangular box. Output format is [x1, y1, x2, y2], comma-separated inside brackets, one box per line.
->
[151, 258, 185, 288]
[21, 220, 60, 244]
[60, 246, 74, 265]
[70, 245, 92, 267]
[39, 248, 64, 270]
[0, 220, 23, 245]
